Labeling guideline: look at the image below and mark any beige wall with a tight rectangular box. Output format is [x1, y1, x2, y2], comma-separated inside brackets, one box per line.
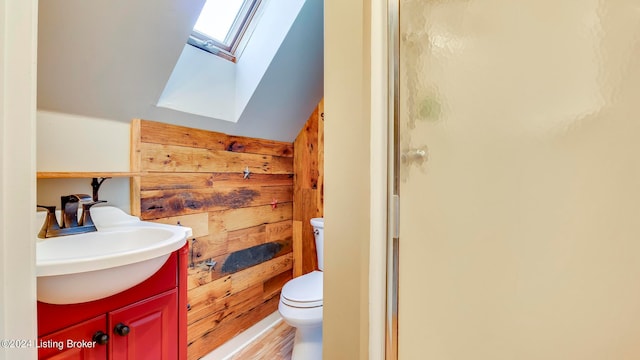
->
[36, 111, 131, 211]
[324, 1, 371, 359]
[37, 111, 130, 172]
[0, 0, 38, 358]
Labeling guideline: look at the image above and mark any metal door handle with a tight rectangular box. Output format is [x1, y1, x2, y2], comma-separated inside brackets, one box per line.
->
[401, 146, 429, 166]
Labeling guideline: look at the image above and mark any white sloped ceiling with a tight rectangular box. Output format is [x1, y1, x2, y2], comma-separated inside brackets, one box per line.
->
[37, 0, 323, 142]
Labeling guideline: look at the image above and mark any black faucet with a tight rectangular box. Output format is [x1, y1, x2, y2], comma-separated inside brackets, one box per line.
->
[37, 194, 106, 238]
[61, 194, 88, 228]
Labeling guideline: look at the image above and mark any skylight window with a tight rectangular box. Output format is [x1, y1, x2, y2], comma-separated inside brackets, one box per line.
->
[188, 0, 261, 62]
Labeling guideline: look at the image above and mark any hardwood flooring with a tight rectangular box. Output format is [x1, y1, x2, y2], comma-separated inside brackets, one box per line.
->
[228, 320, 295, 360]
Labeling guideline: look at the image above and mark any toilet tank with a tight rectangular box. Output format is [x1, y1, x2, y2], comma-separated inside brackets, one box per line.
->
[310, 218, 324, 271]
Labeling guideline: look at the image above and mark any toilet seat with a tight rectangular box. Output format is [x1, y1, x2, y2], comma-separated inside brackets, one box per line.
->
[281, 271, 323, 308]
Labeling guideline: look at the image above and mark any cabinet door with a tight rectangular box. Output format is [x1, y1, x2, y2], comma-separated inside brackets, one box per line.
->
[38, 315, 107, 360]
[109, 289, 178, 360]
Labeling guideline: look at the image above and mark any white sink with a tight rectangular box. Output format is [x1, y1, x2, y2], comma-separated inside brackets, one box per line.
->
[36, 206, 192, 305]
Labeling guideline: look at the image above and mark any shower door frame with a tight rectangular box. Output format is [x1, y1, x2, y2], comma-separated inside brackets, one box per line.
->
[385, 0, 400, 359]
[366, 0, 400, 358]
[368, 0, 400, 359]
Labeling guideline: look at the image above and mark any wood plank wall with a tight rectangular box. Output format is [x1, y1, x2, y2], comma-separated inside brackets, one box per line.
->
[293, 100, 324, 276]
[130, 119, 295, 360]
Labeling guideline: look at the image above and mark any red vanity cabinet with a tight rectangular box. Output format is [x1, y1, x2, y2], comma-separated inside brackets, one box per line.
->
[37, 244, 188, 360]
[109, 289, 177, 359]
[38, 315, 107, 360]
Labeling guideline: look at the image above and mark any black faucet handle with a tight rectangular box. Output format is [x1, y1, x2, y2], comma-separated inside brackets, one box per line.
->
[63, 194, 92, 202]
[37, 204, 56, 213]
[79, 200, 107, 227]
[37, 204, 60, 238]
[77, 194, 92, 201]
[82, 200, 107, 210]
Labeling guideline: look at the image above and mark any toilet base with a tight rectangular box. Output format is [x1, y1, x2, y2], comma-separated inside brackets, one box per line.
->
[291, 324, 322, 360]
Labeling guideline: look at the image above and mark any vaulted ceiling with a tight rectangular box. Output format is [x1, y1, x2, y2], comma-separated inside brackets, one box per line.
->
[37, 0, 323, 142]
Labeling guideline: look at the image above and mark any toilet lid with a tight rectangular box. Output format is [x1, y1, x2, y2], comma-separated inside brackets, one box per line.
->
[281, 271, 323, 308]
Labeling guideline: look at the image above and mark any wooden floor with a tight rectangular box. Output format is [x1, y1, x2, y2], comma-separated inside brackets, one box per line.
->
[229, 320, 295, 360]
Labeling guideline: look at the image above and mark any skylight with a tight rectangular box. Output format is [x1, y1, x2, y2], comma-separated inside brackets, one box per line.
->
[188, 0, 261, 62]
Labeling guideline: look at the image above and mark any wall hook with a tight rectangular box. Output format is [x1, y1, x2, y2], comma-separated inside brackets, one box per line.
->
[204, 259, 217, 272]
[243, 166, 251, 179]
[271, 198, 278, 209]
[90, 177, 110, 201]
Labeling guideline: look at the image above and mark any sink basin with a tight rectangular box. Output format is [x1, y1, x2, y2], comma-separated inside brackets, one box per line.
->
[36, 206, 192, 304]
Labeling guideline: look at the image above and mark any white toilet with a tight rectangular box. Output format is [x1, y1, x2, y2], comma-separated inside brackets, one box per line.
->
[279, 217, 324, 360]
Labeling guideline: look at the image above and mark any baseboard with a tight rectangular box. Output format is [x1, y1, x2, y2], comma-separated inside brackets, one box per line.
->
[201, 311, 283, 360]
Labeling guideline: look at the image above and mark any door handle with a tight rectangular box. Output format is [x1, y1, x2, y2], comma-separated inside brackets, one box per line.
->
[401, 146, 429, 167]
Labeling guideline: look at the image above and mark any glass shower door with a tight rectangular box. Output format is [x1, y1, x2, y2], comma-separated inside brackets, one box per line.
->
[393, 0, 640, 359]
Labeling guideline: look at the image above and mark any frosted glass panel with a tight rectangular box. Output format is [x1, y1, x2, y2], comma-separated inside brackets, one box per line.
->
[398, 1, 640, 359]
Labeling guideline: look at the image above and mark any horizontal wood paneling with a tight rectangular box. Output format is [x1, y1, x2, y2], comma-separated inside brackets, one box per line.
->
[140, 185, 293, 220]
[208, 202, 293, 234]
[140, 172, 293, 191]
[140, 143, 294, 174]
[189, 237, 293, 291]
[131, 119, 294, 360]
[187, 294, 281, 358]
[150, 213, 209, 238]
[187, 254, 293, 327]
[138, 119, 293, 157]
